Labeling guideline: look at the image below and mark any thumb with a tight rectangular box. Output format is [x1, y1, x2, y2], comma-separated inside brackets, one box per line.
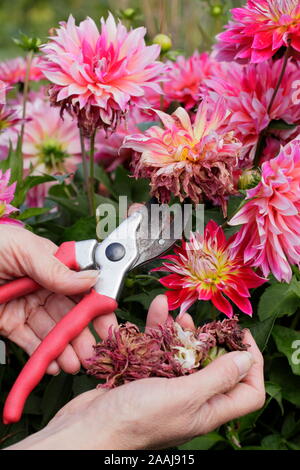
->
[177, 350, 254, 403]
[17, 233, 99, 295]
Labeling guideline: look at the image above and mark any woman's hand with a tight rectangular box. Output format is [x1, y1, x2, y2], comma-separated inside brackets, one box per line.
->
[0, 225, 118, 375]
[8, 295, 265, 450]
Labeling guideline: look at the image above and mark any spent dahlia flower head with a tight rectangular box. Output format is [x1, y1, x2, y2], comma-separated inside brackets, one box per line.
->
[41, 13, 164, 136]
[215, 0, 300, 64]
[86, 317, 247, 388]
[0, 169, 21, 225]
[123, 100, 242, 215]
[163, 51, 220, 110]
[202, 58, 300, 165]
[154, 220, 266, 318]
[230, 139, 300, 283]
[0, 56, 45, 85]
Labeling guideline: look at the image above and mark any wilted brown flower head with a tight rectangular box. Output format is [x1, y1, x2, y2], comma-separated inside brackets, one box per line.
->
[86, 316, 247, 388]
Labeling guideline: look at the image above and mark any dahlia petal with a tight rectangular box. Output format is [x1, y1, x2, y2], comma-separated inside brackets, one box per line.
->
[223, 288, 253, 316]
[211, 291, 233, 318]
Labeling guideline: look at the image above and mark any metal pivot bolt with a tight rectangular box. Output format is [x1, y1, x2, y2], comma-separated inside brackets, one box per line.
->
[105, 243, 126, 262]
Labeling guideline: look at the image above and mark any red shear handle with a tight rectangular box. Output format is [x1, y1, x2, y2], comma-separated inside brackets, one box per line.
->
[3, 290, 117, 424]
[0, 241, 78, 304]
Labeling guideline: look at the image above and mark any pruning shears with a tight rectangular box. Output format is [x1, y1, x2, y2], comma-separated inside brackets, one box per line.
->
[0, 200, 186, 424]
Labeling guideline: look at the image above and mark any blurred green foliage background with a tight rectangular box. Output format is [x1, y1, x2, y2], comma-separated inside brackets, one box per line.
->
[0, 0, 243, 59]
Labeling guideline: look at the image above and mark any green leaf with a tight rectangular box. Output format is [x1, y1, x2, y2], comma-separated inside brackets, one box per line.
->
[241, 315, 277, 351]
[136, 121, 160, 132]
[261, 434, 288, 450]
[72, 375, 99, 397]
[268, 119, 297, 131]
[272, 326, 300, 375]
[258, 278, 300, 321]
[41, 372, 73, 425]
[62, 216, 97, 242]
[179, 432, 224, 450]
[47, 194, 89, 216]
[94, 165, 117, 198]
[16, 207, 50, 221]
[116, 308, 145, 328]
[123, 288, 165, 310]
[270, 358, 300, 407]
[265, 381, 284, 414]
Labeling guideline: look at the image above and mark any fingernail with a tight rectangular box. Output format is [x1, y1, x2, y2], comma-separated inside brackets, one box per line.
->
[74, 270, 99, 280]
[72, 369, 81, 376]
[233, 351, 253, 379]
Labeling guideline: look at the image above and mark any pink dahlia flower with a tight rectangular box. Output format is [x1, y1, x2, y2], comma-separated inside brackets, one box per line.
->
[95, 107, 154, 171]
[229, 139, 300, 282]
[154, 220, 266, 318]
[123, 100, 241, 215]
[163, 52, 220, 110]
[202, 58, 300, 165]
[41, 14, 164, 136]
[0, 80, 7, 105]
[0, 169, 21, 225]
[0, 56, 45, 85]
[215, 0, 300, 63]
[0, 90, 81, 206]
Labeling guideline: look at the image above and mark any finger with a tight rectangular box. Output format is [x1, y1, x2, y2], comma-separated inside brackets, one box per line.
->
[44, 294, 88, 374]
[71, 327, 96, 367]
[13, 231, 99, 295]
[128, 203, 144, 216]
[7, 323, 60, 375]
[46, 292, 96, 365]
[173, 349, 254, 405]
[146, 294, 169, 331]
[93, 312, 118, 340]
[176, 312, 195, 330]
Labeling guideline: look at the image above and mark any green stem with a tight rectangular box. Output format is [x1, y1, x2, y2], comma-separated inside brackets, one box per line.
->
[79, 128, 89, 190]
[19, 50, 33, 151]
[89, 130, 96, 216]
[253, 44, 291, 168]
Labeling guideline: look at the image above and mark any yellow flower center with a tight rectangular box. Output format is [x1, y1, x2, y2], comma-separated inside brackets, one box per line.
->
[0, 203, 6, 217]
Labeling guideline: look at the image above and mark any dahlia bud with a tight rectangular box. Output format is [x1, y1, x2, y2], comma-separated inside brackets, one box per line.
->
[153, 34, 172, 52]
[202, 346, 226, 367]
[238, 168, 261, 190]
[122, 8, 136, 20]
[210, 5, 223, 17]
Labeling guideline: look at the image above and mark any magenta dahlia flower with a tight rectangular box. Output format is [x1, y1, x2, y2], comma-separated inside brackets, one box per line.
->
[202, 58, 300, 165]
[41, 14, 164, 136]
[154, 221, 266, 318]
[163, 52, 220, 110]
[0, 56, 44, 85]
[0, 169, 21, 225]
[86, 317, 247, 388]
[230, 139, 300, 283]
[215, 0, 300, 63]
[123, 100, 241, 215]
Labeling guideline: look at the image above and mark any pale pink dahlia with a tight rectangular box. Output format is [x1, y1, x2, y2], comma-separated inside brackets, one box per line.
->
[163, 52, 220, 110]
[123, 100, 241, 214]
[41, 14, 164, 136]
[230, 139, 300, 282]
[215, 0, 300, 63]
[0, 169, 21, 225]
[0, 91, 81, 206]
[154, 221, 266, 318]
[0, 56, 45, 85]
[202, 58, 300, 164]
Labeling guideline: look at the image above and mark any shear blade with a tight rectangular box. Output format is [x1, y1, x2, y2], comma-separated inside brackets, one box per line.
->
[131, 200, 191, 269]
